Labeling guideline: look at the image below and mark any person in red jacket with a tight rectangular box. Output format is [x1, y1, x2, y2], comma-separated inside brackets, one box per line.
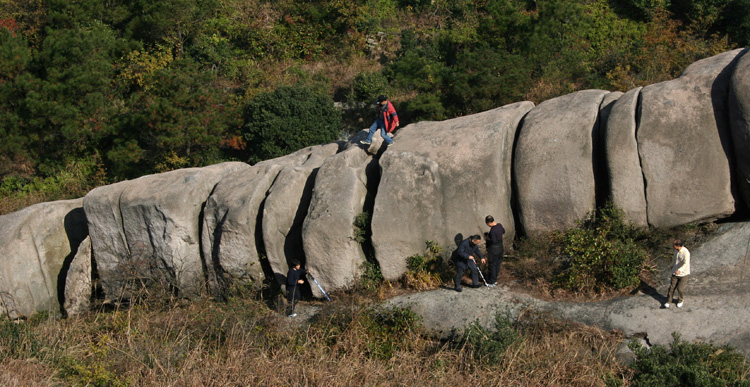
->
[360, 95, 399, 145]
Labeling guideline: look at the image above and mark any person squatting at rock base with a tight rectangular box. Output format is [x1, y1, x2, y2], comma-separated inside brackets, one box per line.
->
[454, 235, 485, 292]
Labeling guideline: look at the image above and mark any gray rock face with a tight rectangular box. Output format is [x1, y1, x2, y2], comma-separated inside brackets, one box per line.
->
[302, 147, 373, 295]
[387, 286, 544, 338]
[372, 102, 533, 280]
[63, 236, 92, 316]
[0, 199, 87, 318]
[201, 147, 335, 296]
[85, 162, 248, 300]
[638, 49, 745, 227]
[262, 143, 339, 286]
[604, 87, 648, 227]
[388, 222, 750, 359]
[729, 49, 750, 206]
[515, 90, 609, 235]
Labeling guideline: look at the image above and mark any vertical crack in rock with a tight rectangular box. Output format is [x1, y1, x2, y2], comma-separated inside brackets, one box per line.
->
[635, 90, 648, 226]
[595, 92, 620, 209]
[722, 49, 750, 216]
[511, 112, 531, 237]
[361, 153, 382, 275]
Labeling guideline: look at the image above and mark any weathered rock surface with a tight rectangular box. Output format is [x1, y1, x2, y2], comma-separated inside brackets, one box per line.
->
[638, 49, 746, 227]
[388, 221, 750, 359]
[0, 199, 87, 318]
[7, 49, 750, 320]
[85, 162, 249, 300]
[262, 143, 339, 286]
[604, 87, 648, 227]
[302, 146, 374, 295]
[514, 90, 609, 235]
[372, 102, 533, 280]
[729, 49, 750, 206]
[201, 147, 330, 296]
[63, 236, 91, 316]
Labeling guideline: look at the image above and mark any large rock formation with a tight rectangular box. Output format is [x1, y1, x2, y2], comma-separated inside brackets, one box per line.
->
[63, 236, 92, 316]
[0, 199, 87, 318]
[514, 90, 610, 235]
[638, 48, 746, 227]
[6, 49, 750, 319]
[262, 143, 340, 285]
[201, 146, 338, 297]
[85, 162, 248, 300]
[302, 146, 374, 295]
[729, 49, 750, 207]
[604, 87, 648, 227]
[372, 102, 533, 280]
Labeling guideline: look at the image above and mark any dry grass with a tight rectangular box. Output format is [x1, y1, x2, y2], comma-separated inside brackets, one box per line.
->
[0, 291, 628, 386]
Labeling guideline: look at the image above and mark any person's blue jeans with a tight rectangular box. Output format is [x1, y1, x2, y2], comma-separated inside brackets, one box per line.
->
[366, 120, 393, 144]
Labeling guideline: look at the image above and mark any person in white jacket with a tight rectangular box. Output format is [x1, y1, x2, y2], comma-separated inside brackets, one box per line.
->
[664, 239, 690, 308]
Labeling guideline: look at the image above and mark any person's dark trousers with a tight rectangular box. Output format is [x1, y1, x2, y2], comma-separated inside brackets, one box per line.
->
[487, 245, 504, 284]
[667, 275, 689, 303]
[454, 259, 479, 289]
[286, 284, 300, 315]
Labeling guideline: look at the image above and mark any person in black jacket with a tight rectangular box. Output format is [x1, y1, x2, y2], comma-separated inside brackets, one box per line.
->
[484, 215, 506, 287]
[286, 260, 305, 317]
[453, 235, 485, 292]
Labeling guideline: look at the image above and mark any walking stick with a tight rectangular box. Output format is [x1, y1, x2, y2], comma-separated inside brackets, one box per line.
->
[290, 283, 298, 316]
[470, 257, 490, 288]
[307, 272, 332, 301]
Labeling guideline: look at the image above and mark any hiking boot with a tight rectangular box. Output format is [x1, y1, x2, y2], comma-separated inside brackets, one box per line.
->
[455, 287, 462, 292]
[677, 301, 683, 308]
[360, 140, 371, 145]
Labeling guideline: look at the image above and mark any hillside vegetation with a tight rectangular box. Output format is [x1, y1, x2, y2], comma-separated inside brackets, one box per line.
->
[1, 0, 747, 214]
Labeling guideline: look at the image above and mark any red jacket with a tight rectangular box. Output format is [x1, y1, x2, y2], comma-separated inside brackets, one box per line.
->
[380, 101, 399, 133]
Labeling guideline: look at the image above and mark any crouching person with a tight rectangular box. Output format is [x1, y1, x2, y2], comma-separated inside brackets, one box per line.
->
[454, 235, 485, 292]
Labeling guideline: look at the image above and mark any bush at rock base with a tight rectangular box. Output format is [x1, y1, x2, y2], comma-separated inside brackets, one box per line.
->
[456, 312, 520, 366]
[555, 203, 647, 293]
[628, 333, 750, 387]
[402, 240, 449, 290]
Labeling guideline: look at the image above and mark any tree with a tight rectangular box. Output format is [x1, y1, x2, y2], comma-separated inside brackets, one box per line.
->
[21, 23, 126, 172]
[114, 58, 242, 177]
[0, 27, 33, 176]
[242, 85, 342, 163]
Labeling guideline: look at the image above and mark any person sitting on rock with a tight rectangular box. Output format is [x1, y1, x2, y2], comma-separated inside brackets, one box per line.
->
[360, 95, 398, 146]
[286, 260, 305, 317]
[664, 239, 691, 308]
[453, 234, 486, 292]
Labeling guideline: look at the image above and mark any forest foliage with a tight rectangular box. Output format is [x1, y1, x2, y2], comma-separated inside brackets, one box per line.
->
[0, 0, 747, 212]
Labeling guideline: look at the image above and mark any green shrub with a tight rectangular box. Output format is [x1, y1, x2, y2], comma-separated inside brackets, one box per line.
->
[243, 85, 342, 163]
[629, 333, 750, 386]
[555, 203, 646, 293]
[458, 312, 519, 366]
[353, 211, 371, 244]
[351, 71, 390, 103]
[361, 306, 422, 360]
[403, 240, 448, 289]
